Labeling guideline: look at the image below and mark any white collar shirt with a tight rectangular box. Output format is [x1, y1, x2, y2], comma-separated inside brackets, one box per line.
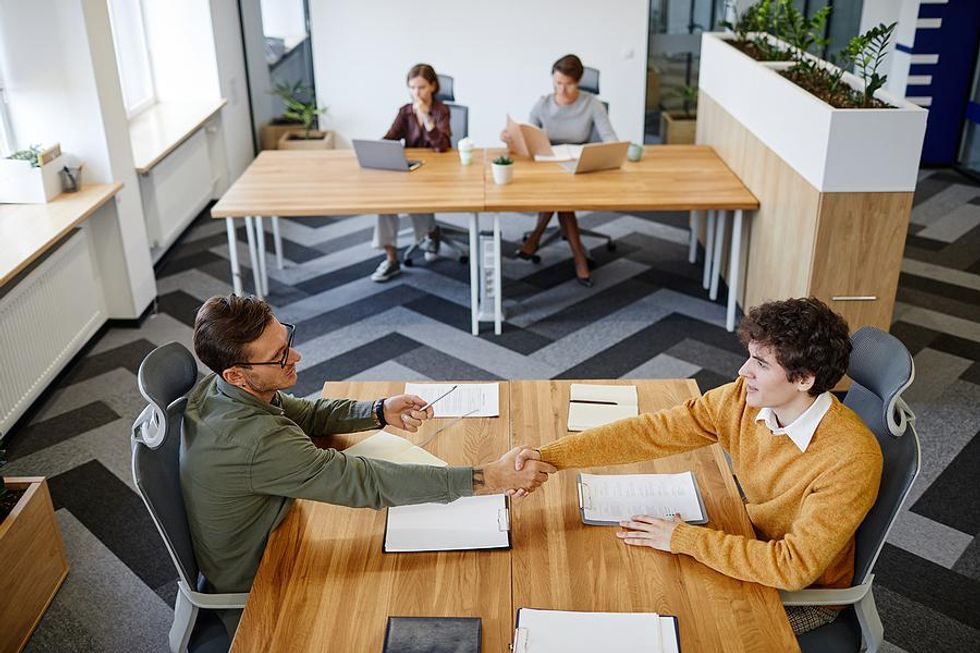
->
[755, 392, 833, 453]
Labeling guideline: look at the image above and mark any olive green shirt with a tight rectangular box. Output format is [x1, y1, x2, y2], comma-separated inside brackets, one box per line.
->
[181, 374, 473, 595]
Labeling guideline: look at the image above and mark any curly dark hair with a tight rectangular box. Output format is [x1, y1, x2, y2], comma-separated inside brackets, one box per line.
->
[737, 297, 851, 396]
[193, 294, 274, 375]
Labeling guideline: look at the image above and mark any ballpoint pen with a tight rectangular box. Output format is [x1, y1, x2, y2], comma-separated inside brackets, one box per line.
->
[419, 384, 458, 412]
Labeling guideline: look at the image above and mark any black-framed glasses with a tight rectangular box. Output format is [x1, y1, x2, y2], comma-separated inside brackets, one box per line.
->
[232, 323, 296, 369]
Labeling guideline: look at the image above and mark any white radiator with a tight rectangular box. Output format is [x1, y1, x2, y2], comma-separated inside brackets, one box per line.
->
[0, 230, 105, 436]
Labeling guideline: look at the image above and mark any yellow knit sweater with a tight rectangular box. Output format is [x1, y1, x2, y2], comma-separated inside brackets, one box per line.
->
[538, 378, 883, 591]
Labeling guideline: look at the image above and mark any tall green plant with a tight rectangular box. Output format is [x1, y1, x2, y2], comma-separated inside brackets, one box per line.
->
[775, 0, 831, 55]
[271, 81, 327, 139]
[665, 85, 698, 118]
[849, 22, 898, 107]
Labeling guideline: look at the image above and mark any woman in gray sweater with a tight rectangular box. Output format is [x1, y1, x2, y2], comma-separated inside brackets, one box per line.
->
[505, 54, 617, 287]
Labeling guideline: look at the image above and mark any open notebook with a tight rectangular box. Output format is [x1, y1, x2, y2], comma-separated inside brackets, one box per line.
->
[513, 609, 680, 653]
[342, 430, 447, 467]
[567, 383, 639, 431]
[384, 494, 511, 553]
[577, 471, 708, 525]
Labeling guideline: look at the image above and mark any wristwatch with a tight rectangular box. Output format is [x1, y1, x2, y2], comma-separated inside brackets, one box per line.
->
[373, 398, 387, 427]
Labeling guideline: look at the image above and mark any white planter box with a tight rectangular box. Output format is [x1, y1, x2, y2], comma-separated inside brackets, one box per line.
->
[698, 32, 928, 192]
[0, 155, 65, 203]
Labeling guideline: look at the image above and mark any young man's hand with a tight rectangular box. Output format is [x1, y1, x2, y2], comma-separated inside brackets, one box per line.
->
[472, 447, 557, 496]
[383, 395, 433, 432]
[616, 513, 684, 552]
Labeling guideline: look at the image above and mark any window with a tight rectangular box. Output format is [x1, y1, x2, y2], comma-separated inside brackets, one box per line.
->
[0, 71, 13, 156]
[107, 0, 156, 117]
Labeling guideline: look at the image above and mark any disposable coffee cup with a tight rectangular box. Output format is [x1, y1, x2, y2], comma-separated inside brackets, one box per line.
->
[458, 137, 475, 165]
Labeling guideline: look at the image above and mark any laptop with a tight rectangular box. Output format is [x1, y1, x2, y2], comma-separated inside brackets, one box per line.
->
[352, 139, 423, 172]
[559, 141, 630, 174]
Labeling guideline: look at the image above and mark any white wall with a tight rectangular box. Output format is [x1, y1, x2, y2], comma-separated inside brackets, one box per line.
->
[309, 0, 650, 147]
[210, 0, 257, 185]
[142, 0, 222, 104]
[860, 0, 919, 98]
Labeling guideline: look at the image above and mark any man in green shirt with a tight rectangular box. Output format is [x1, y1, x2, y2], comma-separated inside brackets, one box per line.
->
[182, 294, 552, 636]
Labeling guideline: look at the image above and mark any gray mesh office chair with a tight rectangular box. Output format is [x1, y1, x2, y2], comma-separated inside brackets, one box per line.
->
[131, 342, 249, 653]
[520, 65, 615, 260]
[404, 73, 470, 266]
[782, 327, 920, 653]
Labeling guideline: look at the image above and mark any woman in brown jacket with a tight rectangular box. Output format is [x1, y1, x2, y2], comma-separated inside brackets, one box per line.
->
[371, 63, 452, 282]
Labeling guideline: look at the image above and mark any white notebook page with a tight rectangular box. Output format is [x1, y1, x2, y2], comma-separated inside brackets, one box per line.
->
[341, 431, 447, 467]
[385, 495, 509, 552]
[514, 610, 672, 653]
[404, 383, 500, 417]
[580, 472, 704, 523]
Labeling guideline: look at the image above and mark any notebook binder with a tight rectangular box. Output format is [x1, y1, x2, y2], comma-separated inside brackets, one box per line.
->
[576, 473, 709, 526]
[512, 608, 681, 652]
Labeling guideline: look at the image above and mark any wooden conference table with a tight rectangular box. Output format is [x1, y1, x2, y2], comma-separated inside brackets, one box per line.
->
[230, 380, 798, 652]
[211, 147, 759, 334]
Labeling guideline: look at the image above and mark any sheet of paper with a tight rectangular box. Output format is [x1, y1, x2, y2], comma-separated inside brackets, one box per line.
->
[514, 609, 667, 653]
[404, 383, 500, 417]
[567, 403, 638, 431]
[533, 144, 583, 162]
[569, 383, 638, 405]
[385, 494, 509, 552]
[580, 472, 705, 523]
[342, 430, 447, 467]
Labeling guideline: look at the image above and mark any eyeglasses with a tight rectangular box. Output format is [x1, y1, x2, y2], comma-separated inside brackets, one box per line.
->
[231, 323, 296, 369]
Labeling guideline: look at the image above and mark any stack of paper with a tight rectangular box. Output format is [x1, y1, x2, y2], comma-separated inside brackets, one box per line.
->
[577, 471, 707, 525]
[404, 382, 500, 418]
[342, 431, 447, 467]
[534, 144, 583, 162]
[567, 383, 638, 431]
[512, 609, 679, 653]
[384, 494, 510, 553]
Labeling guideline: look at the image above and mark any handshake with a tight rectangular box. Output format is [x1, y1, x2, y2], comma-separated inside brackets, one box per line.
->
[473, 447, 555, 498]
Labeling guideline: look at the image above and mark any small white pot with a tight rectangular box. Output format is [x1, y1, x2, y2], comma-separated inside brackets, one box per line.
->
[0, 154, 66, 203]
[491, 163, 514, 185]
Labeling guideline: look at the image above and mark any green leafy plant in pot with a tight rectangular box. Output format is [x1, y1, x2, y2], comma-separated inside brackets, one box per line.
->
[661, 85, 698, 145]
[492, 155, 514, 185]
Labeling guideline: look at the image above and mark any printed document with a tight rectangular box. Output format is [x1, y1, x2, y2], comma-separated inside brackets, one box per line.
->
[578, 471, 707, 524]
[405, 382, 500, 417]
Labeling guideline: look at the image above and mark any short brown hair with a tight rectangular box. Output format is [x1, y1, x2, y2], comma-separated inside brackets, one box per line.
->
[552, 54, 584, 82]
[737, 297, 851, 396]
[193, 295, 274, 375]
[406, 63, 440, 95]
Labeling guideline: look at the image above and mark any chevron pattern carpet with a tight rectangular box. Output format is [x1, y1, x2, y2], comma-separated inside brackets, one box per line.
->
[4, 168, 979, 652]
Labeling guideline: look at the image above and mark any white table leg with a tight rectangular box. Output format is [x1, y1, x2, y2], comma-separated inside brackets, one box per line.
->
[469, 212, 479, 335]
[271, 216, 284, 270]
[256, 216, 269, 297]
[709, 210, 727, 301]
[688, 210, 700, 264]
[727, 209, 746, 332]
[243, 216, 263, 300]
[702, 210, 716, 290]
[225, 218, 243, 295]
[493, 212, 502, 336]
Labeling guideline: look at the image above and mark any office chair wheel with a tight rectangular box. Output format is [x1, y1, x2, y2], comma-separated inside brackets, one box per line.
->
[607, 241, 617, 252]
[459, 255, 468, 264]
[522, 234, 529, 242]
[531, 254, 541, 264]
[403, 257, 414, 267]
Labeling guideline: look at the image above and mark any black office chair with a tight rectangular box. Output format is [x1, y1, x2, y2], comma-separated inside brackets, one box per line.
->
[782, 327, 920, 653]
[520, 65, 615, 262]
[404, 73, 470, 266]
[131, 343, 249, 653]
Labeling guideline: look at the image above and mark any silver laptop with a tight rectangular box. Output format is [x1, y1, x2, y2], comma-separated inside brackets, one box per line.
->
[352, 139, 423, 172]
[559, 141, 630, 174]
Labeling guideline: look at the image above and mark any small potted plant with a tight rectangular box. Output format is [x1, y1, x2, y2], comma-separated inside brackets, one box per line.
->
[492, 155, 514, 185]
[274, 82, 334, 151]
[0, 143, 66, 203]
[660, 85, 698, 144]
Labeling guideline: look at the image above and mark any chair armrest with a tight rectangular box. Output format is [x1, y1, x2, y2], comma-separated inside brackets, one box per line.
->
[780, 577, 874, 607]
[186, 588, 250, 610]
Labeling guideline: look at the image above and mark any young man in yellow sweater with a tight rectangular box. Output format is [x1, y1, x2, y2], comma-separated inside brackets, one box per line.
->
[515, 297, 883, 634]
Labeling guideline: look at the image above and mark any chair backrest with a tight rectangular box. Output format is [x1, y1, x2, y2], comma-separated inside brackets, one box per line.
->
[435, 74, 455, 102]
[580, 66, 600, 95]
[446, 103, 469, 149]
[131, 342, 201, 589]
[843, 327, 921, 584]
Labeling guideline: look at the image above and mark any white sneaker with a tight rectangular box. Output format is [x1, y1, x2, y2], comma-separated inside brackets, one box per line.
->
[423, 232, 441, 262]
[371, 259, 401, 282]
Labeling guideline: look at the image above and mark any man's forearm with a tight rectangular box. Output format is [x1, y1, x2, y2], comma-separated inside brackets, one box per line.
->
[472, 466, 486, 494]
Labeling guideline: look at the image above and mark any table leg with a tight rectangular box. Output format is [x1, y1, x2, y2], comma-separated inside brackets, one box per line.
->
[225, 218, 243, 295]
[469, 212, 479, 336]
[727, 209, 746, 332]
[256, 216, 269, 297]
[688, 210, 700, 264]
[702, 210, 716, 290]
[493, 212, 502, 336]
[709, 210, 727, 302]
[243, 216, 263, 300]
[271, 216, 284, 270]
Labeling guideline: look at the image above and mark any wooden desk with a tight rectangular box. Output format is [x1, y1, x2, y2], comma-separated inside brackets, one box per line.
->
[509, 379, 799, 652]
[233, 379, 799, 652]
[231, 380, 512, 652]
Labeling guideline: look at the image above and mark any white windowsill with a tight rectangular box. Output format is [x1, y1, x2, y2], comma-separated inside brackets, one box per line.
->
[129, 99, 227, 174]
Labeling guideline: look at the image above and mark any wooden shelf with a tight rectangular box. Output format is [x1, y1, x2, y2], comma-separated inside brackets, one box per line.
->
[0, 183, 122, 288]
[129, 99, 227, 174]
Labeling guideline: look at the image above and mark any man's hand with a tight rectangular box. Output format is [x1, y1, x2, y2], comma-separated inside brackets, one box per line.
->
[615, 513, 684, 552]
[472, 447, 556, 496]
[383, 395, 433, 433]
